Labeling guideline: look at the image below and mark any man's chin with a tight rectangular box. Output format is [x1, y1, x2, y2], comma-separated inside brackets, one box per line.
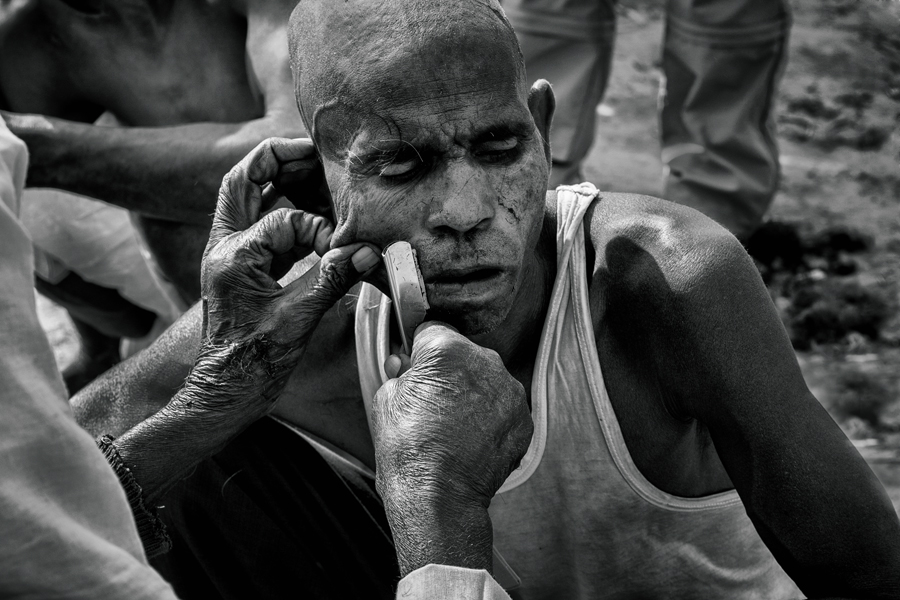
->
[427, 303, 510, 337]
[422, 269, 519, 335]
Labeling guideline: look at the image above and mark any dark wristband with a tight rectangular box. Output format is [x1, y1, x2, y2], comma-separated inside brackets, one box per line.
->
[97, 435, 172, 558]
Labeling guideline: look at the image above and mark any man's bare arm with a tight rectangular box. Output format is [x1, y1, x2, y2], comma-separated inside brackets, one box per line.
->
[594, 199, 900, 598]
[71, 281, 358, 440]
[72, 301, 203, 438]
[2, 0, 304, 224]
[3, 115, 298, 224]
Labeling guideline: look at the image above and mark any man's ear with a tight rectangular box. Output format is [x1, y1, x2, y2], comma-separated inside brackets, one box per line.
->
[528, 79, 555, 166]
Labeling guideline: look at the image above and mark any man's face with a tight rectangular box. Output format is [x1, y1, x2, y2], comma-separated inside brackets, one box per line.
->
[316, 42, 550, 335]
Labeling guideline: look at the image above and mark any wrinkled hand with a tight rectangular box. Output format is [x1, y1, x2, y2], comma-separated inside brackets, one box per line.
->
[266, 140, 333, 222]
[197, 137, 378, 410]
[371, 321, 533, 574]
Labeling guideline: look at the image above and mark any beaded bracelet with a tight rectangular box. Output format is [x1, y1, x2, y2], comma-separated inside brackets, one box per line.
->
[97, 435, 172, 558]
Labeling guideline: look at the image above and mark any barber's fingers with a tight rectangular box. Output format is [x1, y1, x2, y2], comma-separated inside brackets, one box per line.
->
[244, 138, 317, 185]
[272, 153, 323, 187]
[243, 208, 334, 264]
[260, 183, 288, 214]
[209, 138, 318, 248]
[279, 243, 381, 324]
[203, 208, 333, 296]
[413, 320, 460, 340]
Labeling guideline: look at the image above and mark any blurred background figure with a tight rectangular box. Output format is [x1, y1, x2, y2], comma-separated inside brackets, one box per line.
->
[0, 0, 306, 391]
[504, 0, 791, 240]
[23, 186, 185, 394]
[0, 106, 179, 600]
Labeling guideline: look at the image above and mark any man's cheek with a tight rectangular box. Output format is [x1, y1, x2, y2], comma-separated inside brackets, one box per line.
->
[495, 165, 546, 227]
[331, 189, 412, 249]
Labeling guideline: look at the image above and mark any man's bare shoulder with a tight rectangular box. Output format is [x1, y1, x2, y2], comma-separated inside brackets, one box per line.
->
[581, 191, 752, 300]
[574, 191, 788, 424]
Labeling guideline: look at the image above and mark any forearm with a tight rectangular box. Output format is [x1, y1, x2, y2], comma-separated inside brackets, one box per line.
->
[111, 336, 291, 506]
[91, 342, 270, 559]
[4, 111, 301, 224]
[72, 302, 204, 438]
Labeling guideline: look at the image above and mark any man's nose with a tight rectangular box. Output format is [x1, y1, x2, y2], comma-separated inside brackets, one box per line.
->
[425, 162, 495, 235]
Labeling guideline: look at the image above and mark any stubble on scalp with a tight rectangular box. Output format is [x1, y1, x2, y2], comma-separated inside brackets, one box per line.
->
[286, 0, 526, 161]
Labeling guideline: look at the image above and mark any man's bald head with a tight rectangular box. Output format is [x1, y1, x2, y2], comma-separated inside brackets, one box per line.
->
[285, 0, 554, 336]
[287, 0, 526, 156]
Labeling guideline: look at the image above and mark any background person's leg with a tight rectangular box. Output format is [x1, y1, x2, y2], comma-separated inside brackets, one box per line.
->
[660, 0, 791, 240]
[504, 0, 617, 188]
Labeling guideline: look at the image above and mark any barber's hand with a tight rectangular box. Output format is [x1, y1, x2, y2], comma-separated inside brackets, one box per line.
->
[198, 137, 378, 410]
[371, 322, 533, 575]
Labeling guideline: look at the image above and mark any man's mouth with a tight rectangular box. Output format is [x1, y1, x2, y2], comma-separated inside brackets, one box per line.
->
[422, 267, 512, 308]
[425, 267, 503, 285]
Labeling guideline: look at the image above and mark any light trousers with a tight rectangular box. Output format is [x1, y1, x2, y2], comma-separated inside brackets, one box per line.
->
[504, 0, 791, 239]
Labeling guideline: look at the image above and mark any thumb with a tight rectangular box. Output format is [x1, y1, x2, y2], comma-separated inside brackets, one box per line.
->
[384, 353, 412, 379]
[280, 243, 380, 322]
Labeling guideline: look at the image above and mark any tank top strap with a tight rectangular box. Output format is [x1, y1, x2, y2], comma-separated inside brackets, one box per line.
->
[553, 182, 600, 269]
[497, 184, 600, 493]
[355, 184, 601, 494]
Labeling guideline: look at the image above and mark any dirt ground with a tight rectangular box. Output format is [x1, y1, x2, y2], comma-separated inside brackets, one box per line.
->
[37, 0, 900, 511]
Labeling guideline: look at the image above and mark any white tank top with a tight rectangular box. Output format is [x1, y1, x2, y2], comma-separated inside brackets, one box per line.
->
[355, 183, 801, 599]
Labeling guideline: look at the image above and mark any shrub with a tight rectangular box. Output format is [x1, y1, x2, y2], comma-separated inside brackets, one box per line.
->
[828, 370, 893, 427]
[787, 279, 890, 348]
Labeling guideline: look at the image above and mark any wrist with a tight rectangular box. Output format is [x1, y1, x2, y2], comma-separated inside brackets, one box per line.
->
[97, 435, 172, 558]
[381, 482, 494, 576]
[182, 336, 298, 414]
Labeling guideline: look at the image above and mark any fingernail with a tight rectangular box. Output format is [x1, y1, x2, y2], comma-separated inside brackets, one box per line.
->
[351, 247, 379, 272]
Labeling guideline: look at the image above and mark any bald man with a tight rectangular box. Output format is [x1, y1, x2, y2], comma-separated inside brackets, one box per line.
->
[74, 1, 900, 598]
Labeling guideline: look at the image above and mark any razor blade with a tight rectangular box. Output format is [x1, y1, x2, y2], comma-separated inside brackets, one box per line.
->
[382, 241, 430, 355]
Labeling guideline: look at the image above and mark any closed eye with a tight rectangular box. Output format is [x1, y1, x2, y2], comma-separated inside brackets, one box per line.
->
[379, 159, 420, 178]
[474, 137, 521, 164]
[376, 143, 426, 182]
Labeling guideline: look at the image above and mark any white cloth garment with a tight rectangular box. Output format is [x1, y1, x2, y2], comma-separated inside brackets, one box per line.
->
[0, 116, 179, 599]
[22, 188, 185, 323]
[397, 565, 512, 600]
